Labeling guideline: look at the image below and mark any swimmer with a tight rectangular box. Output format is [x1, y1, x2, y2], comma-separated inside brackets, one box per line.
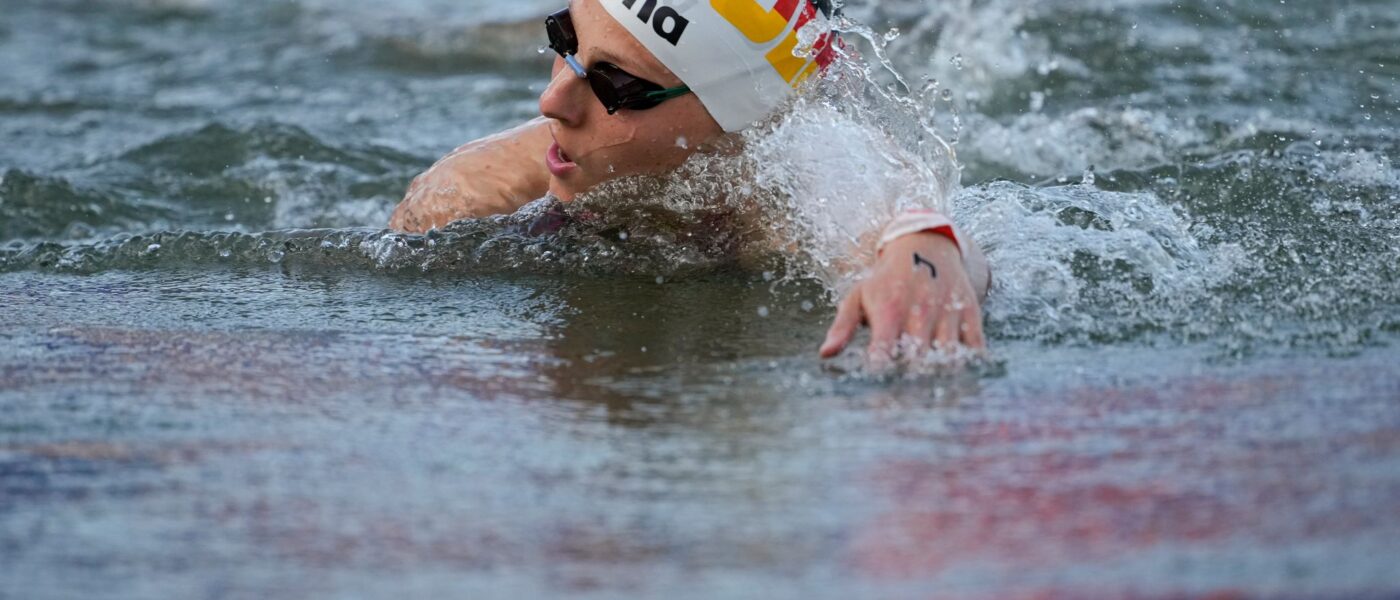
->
[390, 0, 992, 361]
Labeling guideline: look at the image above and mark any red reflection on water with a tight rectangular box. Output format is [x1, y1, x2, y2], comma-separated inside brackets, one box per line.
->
[848, 372, 1400, 598]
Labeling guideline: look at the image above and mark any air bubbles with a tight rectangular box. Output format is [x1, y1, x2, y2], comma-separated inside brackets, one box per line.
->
[757, 306, 770, 318]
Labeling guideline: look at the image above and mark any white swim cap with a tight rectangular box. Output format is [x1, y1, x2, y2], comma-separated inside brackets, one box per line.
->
[598, 0, 840, 132]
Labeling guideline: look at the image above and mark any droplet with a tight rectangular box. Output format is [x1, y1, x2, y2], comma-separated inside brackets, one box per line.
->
[757, 306, 770, 318]
[800, 300, 815, 312]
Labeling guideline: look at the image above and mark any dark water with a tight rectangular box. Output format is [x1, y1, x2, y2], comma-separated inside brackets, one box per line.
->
[2, 0, 1399, 598]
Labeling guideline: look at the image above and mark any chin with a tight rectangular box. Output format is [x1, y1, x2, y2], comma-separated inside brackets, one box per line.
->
[549, 179, 578, 202]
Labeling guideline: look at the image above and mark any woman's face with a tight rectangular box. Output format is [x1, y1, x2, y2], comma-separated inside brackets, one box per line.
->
[538, 0, 725, 201]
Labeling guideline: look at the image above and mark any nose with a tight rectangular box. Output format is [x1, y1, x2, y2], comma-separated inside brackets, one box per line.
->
[539, 57, 588, 127]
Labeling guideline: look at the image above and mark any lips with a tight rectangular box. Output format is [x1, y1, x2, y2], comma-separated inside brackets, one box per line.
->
[545, 141, 578, 178]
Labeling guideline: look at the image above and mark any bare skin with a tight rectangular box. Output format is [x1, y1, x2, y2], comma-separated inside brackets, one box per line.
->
[390, 0, 992, 360]
[389, 118, 553, 232]
[822, 232, 990, 362]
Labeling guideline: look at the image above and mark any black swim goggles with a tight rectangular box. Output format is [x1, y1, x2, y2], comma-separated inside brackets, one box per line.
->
[545, 8, 693, 114]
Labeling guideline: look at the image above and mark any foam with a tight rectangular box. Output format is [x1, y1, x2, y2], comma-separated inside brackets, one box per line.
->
[960, 108, 1209, 178]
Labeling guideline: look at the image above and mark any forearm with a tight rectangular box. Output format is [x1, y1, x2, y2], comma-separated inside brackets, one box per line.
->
[390, 118, 554, 232]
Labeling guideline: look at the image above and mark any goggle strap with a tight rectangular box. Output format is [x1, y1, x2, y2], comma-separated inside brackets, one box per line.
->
[641, 86, 692, 101]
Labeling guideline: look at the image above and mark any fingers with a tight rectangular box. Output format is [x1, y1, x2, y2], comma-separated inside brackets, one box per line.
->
[821, 282, 989, 361]
[903, 301, 938, 350]
[866, 298, 905, 362]
[820, 290, 865, 358]
[933, 308, 961, 352]
[960, 303, 987, 350]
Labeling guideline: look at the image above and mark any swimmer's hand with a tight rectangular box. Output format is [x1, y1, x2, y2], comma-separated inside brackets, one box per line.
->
[820, 232, 986, 361]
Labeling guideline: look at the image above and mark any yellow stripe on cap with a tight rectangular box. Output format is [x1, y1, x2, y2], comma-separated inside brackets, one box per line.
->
[600, 0, 838, 132]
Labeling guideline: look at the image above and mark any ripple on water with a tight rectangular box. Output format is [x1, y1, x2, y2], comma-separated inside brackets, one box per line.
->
[1, 0, 1400, 596]
[0, 196, 761, 279]
[0, 170, 164, 241]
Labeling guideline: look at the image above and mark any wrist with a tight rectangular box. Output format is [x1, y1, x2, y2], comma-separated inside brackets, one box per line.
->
[882, 231, 960, 262]
[877, 209, 964, 258]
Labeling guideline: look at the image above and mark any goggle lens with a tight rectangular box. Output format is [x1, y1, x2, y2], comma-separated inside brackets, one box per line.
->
[588, 63, 664, 114]
[544, 8, 690, 115]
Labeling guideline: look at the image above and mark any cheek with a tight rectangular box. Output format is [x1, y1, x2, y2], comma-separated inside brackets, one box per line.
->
[587, 124, 655, 172]
[575, 99, 721, 180]
[597, 123, 696, 173]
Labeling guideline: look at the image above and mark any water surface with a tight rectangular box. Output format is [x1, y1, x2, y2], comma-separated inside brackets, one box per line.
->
[2, 0, 1398, 598]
